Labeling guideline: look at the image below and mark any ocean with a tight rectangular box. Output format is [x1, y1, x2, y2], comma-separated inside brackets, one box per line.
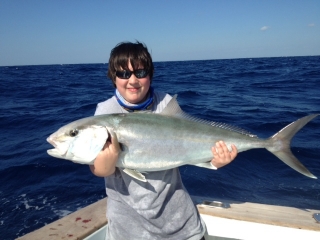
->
[0, 56, 320, 239]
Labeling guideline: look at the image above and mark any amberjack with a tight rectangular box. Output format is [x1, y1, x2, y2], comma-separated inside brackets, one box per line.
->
[47, 95, 318, 182]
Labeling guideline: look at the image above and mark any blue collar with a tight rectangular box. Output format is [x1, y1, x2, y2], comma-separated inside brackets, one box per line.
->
[115, 87, 154, 112]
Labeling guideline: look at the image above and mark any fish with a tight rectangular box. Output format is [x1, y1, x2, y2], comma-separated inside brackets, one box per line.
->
[47, 95, 318, 182]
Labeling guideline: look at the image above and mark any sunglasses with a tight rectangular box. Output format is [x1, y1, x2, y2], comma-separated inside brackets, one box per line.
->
[115, 69, 148, 79]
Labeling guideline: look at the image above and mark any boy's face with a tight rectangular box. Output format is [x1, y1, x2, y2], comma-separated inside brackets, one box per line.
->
[115, 61, 151, 104]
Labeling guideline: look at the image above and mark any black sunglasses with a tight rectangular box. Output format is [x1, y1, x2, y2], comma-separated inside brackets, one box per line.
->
[115, 69, 148, 79]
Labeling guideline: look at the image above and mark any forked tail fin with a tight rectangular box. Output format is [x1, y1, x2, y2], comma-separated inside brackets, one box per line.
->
[266, 114, 319, 179]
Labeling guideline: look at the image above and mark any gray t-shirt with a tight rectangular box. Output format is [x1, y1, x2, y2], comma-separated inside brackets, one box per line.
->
[95, 91, 206, 240]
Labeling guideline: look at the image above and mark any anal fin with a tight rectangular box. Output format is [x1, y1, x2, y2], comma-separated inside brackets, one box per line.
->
[192, 162, 217, 170]
[123, 168, 147, 182]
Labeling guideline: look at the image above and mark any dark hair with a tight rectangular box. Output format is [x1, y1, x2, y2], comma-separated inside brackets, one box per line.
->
[107, 41, 154, 87]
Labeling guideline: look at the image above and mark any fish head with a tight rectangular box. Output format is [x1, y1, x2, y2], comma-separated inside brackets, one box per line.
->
[47, 118, 109, 164]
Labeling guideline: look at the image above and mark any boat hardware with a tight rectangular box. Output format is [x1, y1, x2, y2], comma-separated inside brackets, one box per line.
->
[313, 213, 320, 223]
[201, 200, 230, 209]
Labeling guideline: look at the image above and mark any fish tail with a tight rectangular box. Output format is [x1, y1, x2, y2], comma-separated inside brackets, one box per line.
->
[266, 114, 319, 179]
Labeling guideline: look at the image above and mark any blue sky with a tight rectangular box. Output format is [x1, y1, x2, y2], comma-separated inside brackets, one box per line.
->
[1, 0, 319, 66]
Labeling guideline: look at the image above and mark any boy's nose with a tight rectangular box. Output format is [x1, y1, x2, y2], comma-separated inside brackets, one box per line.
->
[128, 75, 138, 84]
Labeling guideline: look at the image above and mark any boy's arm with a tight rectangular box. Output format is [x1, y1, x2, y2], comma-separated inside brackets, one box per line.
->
[89, 133, 120, 177]
[211, 141, 237, 168]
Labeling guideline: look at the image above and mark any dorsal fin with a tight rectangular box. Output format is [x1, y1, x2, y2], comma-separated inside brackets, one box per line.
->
[160, 95, 257, 138]
[160, 94, 186, 118]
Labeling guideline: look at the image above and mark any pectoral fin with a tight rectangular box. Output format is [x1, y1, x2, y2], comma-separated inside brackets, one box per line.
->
[123, 168, 147, 182]
[192, 162, 217, 170]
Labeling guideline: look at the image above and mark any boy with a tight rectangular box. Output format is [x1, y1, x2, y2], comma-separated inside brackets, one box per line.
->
[90, 41, 237, 240]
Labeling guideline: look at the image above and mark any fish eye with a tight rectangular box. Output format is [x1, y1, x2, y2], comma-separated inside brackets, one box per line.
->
[69, 129, 79, 137]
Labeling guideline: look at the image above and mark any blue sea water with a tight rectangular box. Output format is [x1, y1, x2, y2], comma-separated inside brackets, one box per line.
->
[0, 56, 320, 239]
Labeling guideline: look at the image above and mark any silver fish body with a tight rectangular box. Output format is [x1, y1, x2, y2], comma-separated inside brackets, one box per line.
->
[47, 96, 318, 180]
[112, 113, 263, 170]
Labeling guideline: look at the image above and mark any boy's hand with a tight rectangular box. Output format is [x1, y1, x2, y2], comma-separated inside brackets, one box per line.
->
[89, 131, 121, 177]
[211, 141, 237, 168]
[102, 131, 121, 157]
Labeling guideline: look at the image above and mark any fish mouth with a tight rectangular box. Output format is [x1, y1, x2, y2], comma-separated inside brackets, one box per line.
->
[47, 136, 59, 156]
[46, 136, 68, 158]
[47, 136, 57, 148]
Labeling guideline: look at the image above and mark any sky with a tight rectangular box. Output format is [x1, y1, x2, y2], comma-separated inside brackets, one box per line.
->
[1, 0, 320, 66]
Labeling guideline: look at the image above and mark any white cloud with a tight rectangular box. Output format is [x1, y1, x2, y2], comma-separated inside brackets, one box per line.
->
[308, 23, 315, 27]
[260, 26, 270, 31]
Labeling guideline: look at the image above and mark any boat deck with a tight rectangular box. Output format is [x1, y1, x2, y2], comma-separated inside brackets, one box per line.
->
[17, 197, 320, 240]
[17, 198, 108, 240]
